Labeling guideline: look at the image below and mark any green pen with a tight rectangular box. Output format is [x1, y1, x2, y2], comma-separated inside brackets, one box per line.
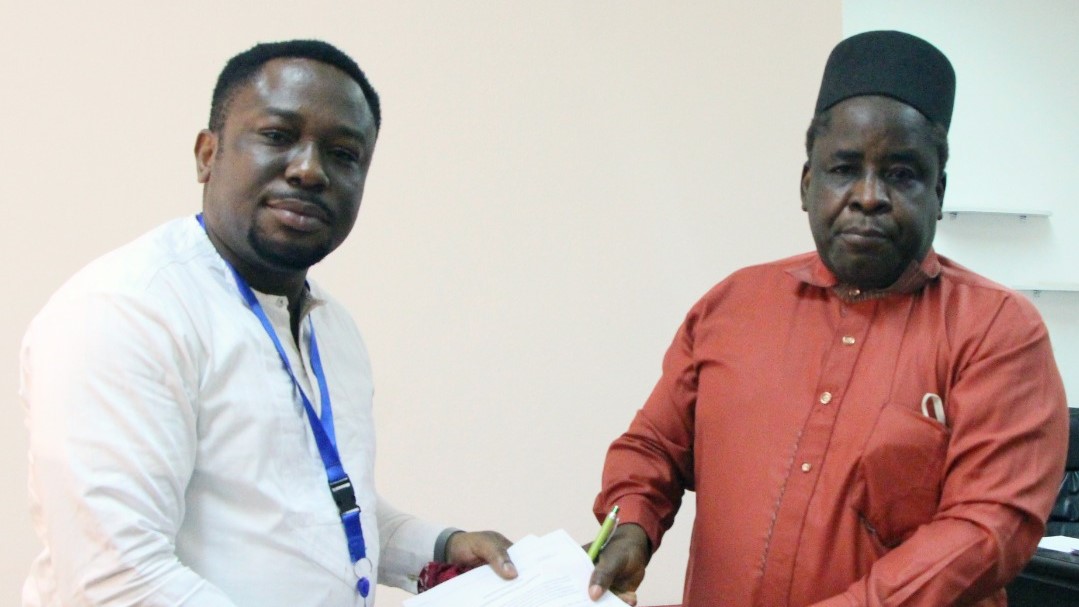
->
[588, 505, 620, 562]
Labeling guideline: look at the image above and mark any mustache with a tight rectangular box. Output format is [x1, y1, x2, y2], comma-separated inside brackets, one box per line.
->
[835, 221, 891, 238]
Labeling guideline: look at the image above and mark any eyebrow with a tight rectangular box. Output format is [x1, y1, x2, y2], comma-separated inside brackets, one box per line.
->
[831, 150, 863, 162]
[261, 107, 372, 146]
[829, 149, 927, 165]
[883, 150, 927, 165]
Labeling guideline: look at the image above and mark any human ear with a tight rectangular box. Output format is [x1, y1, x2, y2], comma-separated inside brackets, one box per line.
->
[936, 171, 947, 219]
[800, 162, 811, 211]
[194, 130, 218, 184]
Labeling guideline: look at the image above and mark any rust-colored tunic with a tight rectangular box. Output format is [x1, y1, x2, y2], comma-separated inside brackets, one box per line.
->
[595, 250, 1068, 606]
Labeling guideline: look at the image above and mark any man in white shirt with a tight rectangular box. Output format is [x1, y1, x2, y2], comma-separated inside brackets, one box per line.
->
[20, 39, 517, 606]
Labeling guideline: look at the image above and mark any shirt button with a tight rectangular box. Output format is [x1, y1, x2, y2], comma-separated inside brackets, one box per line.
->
[842, 336, 856, 345]
[819, 391, 832, 404]
[801, 462, 812, 472]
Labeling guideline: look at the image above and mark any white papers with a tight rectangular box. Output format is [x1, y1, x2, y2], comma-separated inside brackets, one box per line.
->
[1037, 535, 1079, 554]
[404, 529, 630, 607]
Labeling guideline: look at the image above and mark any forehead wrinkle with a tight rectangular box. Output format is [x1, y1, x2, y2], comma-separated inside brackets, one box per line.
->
[828, 148, 928, 163]
[818, 121, 934, 160]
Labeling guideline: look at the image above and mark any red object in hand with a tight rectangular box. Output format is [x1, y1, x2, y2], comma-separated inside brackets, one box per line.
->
[417, 561, 472, 593]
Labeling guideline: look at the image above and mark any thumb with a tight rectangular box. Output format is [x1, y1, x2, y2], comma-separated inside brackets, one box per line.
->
[446, 531, 518, 579]
[471, 535, 517, 580]
[588, 556, 618, 600]
[488, 548, 518, 580]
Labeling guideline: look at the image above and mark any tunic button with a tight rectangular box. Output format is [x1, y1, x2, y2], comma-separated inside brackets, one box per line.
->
[842, 336, 856, 345]
[851, 288, 861, 296]
[801, 462, 812, 472]
[819, 391, 832, 404]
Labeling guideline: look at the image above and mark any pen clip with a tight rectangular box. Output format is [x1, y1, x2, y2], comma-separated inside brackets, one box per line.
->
[600, 515, 620, 551]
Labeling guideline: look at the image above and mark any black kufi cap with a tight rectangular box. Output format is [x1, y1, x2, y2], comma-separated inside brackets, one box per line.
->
[815, 30, 956, 129]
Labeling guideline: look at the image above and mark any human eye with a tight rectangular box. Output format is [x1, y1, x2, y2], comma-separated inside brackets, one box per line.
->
[330, 146, 362, 164]
[259, 128, 295, 145]
[828, 163, 856, 176]
[885, 165, 918, 183]
[325, 136, 369, 166]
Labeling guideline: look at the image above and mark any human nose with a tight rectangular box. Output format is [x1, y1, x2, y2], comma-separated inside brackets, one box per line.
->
[849, 173, 890, 213]
[285, 141, 328, 190]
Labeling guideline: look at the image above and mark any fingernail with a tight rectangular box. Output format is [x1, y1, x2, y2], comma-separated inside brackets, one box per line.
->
[504, 562, 517, 574]
[589, 584, 602, 598]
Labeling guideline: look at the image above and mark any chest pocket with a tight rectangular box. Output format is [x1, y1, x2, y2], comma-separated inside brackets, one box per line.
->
[853, 402, 950, 549]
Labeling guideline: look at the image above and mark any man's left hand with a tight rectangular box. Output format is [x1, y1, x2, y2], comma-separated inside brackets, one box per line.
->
[445, 530, 518, 580]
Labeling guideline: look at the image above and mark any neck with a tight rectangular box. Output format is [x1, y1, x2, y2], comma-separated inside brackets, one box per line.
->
[236, 260, 308, 344]
[202, 231, 308, 344]
[832, 256, 934, 302]
[235, 263, 307, 308]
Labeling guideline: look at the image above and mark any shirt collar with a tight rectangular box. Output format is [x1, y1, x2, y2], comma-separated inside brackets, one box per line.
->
[296, 287, 325, 320]
[188, 215, 327, 320]
[250, 283, 326, 322]
[787, 249, 941, 303]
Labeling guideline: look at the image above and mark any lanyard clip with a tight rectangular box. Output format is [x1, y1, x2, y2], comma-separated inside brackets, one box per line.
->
[329, 476, 360, 516]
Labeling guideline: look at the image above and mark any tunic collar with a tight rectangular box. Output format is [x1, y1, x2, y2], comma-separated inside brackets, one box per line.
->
[787, 249, 942, 303]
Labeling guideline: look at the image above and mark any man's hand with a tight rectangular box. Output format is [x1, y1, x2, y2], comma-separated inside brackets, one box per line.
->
[588, 523, 650, 605]
[445, 530, 518, 580]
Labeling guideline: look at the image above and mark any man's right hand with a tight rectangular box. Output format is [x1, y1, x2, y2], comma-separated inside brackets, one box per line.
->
[587, 523, 651, 605]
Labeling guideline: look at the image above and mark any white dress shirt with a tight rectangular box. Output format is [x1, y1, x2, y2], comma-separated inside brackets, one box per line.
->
[21, 217, 447, 606]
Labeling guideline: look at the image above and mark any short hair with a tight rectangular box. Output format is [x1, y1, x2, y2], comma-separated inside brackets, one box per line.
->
[208, 39, 381, 133]
[804, 108, 950, 174]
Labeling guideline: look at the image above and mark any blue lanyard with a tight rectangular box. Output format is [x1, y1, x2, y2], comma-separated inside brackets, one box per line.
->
[196, 215, 371, 598]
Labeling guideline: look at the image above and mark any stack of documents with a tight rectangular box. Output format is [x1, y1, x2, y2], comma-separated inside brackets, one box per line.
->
[404, 529, 630, 606]
[1037, 535, 1079, 554]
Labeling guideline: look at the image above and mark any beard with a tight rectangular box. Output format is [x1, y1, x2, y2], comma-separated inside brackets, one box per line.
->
[822, 240, 913, 290]
[247, 225, 333, 271]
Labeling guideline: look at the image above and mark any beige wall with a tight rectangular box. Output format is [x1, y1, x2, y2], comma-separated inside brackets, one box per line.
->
[0, 2, 843, 605]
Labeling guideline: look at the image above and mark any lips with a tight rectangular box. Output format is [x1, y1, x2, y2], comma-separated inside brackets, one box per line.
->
[264, 195, 332, 232]
[835, 224, 891, 248]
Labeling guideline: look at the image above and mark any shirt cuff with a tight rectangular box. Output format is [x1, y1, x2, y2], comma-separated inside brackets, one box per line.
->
[376, 498, 450, 593]
[434, 527, 463, 563]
